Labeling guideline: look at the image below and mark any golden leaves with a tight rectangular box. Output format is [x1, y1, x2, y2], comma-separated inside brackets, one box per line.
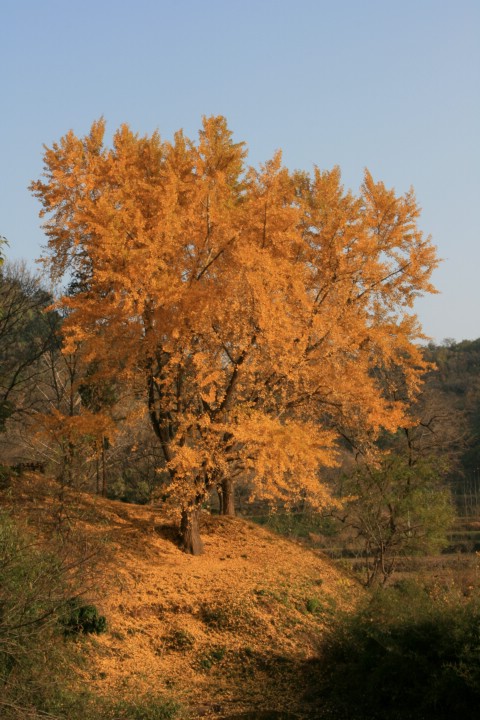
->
[35, 407, 117, 459]
[31, 116, 439, 509]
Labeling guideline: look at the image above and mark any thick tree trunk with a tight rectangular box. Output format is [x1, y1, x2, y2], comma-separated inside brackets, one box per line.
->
[180, 506, 204, 555]
[220, 477, 235, 516]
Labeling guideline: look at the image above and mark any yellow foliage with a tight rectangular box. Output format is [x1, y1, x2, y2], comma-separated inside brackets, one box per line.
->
[31, 116, 438, 511]
[36, 407, 116, 450]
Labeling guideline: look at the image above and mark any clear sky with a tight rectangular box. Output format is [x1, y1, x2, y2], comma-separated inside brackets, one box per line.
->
[1, 0, 479, 343]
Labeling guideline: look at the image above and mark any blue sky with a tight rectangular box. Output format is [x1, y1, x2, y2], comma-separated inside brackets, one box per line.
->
[1, 0, 479, 342]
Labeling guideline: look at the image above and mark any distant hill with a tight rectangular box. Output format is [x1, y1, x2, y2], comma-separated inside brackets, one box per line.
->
[424, 339, 480, 513]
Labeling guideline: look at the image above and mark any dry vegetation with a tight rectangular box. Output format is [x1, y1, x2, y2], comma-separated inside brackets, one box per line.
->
[2, 473, 361, 719]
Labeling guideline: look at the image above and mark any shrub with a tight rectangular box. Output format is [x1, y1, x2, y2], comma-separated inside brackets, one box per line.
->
[306, 597, 320, 613]
[1, 511, 64, 668]
[250, 511, 338, 542]
[200, 603, 230, 629]
[305, 595, 336, 619]
[319, 581, 480, 720]
[61, 598, 107, 636]
[0, 510, 86, 715]
[198, 645, 226, 671]
[162, 627, 195, 651]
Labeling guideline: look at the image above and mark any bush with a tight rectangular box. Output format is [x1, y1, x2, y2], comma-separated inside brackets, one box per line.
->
[61, 598, 107, 636]
[162, 627, 195, 651]
[107, 476, 152, 505]
[1, 512, 63, 666]
[198, 644, 227, 670]
[319, 581, 480, 720]
[0, 510, 81, 715]
[250, 511, 337, 541]
[0, 511, 108, 719]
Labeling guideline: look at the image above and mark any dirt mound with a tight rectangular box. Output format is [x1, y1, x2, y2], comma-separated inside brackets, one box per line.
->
[1, 475, 361, 718]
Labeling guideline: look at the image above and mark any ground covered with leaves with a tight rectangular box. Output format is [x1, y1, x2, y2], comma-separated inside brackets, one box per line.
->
[1, 475, 360, 719]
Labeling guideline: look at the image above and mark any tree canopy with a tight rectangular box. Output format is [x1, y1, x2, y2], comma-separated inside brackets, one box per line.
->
[0, 261, 57, 431]
[31, 116, 439, 552]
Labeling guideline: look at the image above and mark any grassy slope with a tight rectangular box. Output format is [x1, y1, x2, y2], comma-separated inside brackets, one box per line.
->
[2, 475, 361, 719]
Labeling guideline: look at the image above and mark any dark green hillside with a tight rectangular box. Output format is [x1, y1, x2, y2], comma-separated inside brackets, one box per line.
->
[424, 339, 480, 513]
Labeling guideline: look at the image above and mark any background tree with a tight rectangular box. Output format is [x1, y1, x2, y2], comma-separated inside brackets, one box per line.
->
[0, 261, 58, 437]
[335, 452, 454, 586]
[31, 116, 439, 553]
[330, 378, 463, 586]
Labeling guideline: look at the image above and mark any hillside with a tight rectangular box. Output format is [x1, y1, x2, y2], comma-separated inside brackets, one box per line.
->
[2, 474, 361, 719]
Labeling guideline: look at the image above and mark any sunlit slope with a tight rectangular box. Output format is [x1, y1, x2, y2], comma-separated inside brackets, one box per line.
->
[5, 476, 360, 718]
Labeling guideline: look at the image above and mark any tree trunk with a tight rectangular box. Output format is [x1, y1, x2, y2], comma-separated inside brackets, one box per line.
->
[220, 477, 235, 516]
[217, 485, 224, 514]
[95, 453, 100, 495]
[101, 441, 107, 497]
[180, 506, 204, 555]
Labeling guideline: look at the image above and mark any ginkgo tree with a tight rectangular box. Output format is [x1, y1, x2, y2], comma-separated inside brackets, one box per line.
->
[31, 116, 438, 554]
